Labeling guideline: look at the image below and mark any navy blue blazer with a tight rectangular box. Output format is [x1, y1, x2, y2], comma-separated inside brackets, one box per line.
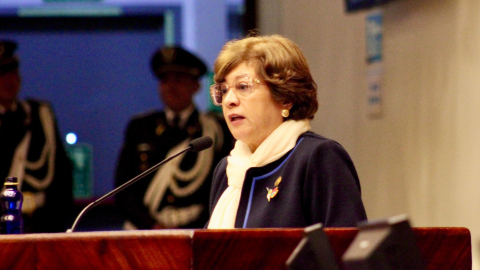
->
[208, 131, 367, 228]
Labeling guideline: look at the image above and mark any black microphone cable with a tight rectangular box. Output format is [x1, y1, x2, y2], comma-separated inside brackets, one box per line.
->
[66, 136, 213, 233]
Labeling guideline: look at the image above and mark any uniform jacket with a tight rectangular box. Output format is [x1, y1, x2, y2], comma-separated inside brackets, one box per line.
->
[115, 109, 233, 229]
[208, 131, 367, 228]
[0, 99, 73, 233]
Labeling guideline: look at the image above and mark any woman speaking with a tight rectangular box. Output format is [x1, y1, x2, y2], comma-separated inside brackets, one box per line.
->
[207, 35, 367, 229]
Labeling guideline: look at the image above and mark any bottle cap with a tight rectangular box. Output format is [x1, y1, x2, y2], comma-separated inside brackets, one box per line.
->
[4, 177, 19, 185]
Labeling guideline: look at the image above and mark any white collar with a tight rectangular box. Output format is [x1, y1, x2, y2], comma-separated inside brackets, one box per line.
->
[165, 105, 195, 128]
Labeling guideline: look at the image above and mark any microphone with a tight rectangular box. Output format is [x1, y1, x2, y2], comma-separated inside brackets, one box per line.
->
[189, 136, 213, 152]
[66, 136, 214, 233]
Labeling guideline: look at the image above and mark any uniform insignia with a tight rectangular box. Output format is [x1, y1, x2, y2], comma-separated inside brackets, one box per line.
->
[156, 124, 165, 136]
[139, 163, 148, 172]
[161, 48, 176, 64]
[187, 126, 198, 136]
[266, 176, 282, 202]
[137, 143, 151, 152]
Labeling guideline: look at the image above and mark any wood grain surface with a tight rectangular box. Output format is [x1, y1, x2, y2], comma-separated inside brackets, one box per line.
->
[0, 227, 471, 270]
[0, 230, 193, 270]
[414, 227, 472, 270]
[192, 228, 471, 270]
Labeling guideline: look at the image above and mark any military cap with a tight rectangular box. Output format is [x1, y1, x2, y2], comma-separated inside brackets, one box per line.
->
[150, 46, 207, 79]
[0, 40, 19, 74]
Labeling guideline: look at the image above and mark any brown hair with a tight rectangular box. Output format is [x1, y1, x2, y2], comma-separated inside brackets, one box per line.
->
[213, 34, 318, 120]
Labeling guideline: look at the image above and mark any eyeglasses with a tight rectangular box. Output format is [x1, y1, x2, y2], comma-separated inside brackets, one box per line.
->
[210, 75, 261, 106]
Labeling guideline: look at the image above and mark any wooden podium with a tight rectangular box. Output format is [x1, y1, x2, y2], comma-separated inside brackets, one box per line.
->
[0, 227, 471, 270]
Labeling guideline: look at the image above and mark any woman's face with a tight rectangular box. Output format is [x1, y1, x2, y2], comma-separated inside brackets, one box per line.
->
[222, 62, 285, 152]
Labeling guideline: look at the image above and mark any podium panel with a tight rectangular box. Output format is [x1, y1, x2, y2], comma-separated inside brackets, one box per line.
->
[0, 230, 192, 270]
[192, 228, 471, 270]
[0, 227, 471, 270]
[193, 229, 304, 269]
[414, 227, 472, 270]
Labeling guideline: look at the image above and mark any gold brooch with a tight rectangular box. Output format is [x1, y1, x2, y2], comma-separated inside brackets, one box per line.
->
[266, 176, 282, 202]
[275, 176, 282, 186]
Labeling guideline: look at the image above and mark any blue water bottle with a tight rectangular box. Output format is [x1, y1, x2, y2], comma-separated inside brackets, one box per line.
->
[0, 177, 24, 234]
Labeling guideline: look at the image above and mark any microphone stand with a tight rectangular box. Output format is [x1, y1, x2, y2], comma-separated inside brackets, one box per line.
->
[67, 145, 193, 233]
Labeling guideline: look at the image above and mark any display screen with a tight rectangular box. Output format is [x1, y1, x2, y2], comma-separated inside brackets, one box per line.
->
[345, 0, 396, 12]
[0, 0, 190, 16]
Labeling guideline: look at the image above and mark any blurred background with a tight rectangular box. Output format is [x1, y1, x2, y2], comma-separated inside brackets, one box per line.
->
[0, 0, 249, 232]
[2, 0, 480, 268]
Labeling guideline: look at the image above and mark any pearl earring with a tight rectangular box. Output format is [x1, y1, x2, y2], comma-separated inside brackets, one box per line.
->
[282, 109, 289, 118]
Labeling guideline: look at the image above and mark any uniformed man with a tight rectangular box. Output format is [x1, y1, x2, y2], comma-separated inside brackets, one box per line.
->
[0, 40, 74, 233]
[114, 46, 233, 229]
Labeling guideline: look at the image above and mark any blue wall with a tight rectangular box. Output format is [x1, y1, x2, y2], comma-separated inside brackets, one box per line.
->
[1, 31, 166, 197]
[1, 4, 244, 201]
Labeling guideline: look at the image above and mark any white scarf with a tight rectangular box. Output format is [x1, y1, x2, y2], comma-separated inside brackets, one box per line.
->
[208, 119, 311, 229]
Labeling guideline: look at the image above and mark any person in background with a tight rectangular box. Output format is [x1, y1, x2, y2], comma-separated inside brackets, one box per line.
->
[207, 35, 367, 229]
[0, 40, 74, 233]
[115, 46, 233, 229]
